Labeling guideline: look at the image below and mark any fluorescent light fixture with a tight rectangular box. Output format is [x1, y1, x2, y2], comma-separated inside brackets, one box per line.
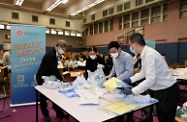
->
[70, 0, 105, 16]
[58, 31, 63, 35]
[0, 24, 5, 29]
[46, 0, 69, 12]
[7, 25, 11, 30]
[71, 31, 76, 36]
[65, 31, 70, 36]
[51, 29, 57, 34]
[15, 0, 24, 6]
[77, 32, 82, 37]
[46, 29, 50, 34]
[61, 0, 69, 4]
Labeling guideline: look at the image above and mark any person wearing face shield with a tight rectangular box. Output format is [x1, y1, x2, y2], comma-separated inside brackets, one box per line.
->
[36, 40, 68, 122]
[122, 33, 180, 122]
[85, 46, 105, 79]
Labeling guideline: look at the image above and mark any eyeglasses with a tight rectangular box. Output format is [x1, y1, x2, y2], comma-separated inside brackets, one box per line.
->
[60, 47, 66, 51]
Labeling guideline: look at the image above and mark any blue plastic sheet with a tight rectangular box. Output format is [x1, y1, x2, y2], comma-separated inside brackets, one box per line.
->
[59, 86, 79, 98]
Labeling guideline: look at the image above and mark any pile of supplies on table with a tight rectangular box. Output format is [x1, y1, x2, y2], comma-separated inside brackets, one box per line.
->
[176, 102, 187, 120]
[40, 67, 154, 105]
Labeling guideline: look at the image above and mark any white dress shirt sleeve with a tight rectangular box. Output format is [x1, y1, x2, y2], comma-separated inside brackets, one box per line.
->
[130, 67, 145, 83]
[132, 53, 157, 95]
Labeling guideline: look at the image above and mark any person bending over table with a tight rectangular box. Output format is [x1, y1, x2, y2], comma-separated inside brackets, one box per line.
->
[36, 40, 68, 122]
[85, 46, 105, 79]
[122, 33, 180, 122]
[105, 41, 134, 122]
[105, 41, 134, 81]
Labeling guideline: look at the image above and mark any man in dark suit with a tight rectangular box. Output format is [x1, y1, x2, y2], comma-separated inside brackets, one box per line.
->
[36, 40, 67, 122]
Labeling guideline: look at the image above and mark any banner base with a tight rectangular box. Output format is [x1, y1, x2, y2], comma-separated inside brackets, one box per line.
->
[10, 102, 40, 107]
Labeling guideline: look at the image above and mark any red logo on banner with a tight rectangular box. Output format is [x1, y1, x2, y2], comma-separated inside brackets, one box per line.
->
[17, 30, 23, 36]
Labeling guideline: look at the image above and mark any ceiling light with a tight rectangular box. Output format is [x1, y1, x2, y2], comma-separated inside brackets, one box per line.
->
[70, 0, 105, 16]
[77, 32, 82, 37]
[65, 31, 70, 36]
[61, 0, 69, 4]
[0, 24, 5, 29]
[51, 29, 57, 35]
[7, 25, 11, 30]
[46, 0, 69, 12]
[15, 0, 24, 6]
[71, 31, 76, 36]
[58, 31, 63, 35]
[46, 29, 50, 34]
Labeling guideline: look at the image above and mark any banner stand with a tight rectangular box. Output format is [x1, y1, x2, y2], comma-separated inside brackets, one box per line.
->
[10, 102, 40, 108]
[11, 24, 46, 106]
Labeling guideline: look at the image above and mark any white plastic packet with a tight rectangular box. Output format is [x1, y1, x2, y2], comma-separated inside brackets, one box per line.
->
[183, 102, 187, 114]
[42, 75, 59, 81]
[72, 76, 87, 88]
[97, 64, 104, 69]
[78, 97, 99, 105]
[124, 94, 155, 104]
[87, 70, 92, 79]
[43, 81, 61, 89]
[181, 114, 187, 121]
[42, 75, 61, 89]
[90, 68, 105, 88]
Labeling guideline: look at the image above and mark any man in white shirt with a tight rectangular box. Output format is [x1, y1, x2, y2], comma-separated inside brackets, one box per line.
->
[122, 33, 180, 122]
[2, 50, 11, 77]
[2, 50, 11, 66]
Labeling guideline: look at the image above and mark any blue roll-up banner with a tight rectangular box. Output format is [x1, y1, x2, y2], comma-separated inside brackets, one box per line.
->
[11, 25, 46, 106]
[145, 40, 156, 49]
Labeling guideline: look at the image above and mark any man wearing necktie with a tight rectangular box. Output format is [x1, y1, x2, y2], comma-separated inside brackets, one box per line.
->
[36, 40, 67, 122]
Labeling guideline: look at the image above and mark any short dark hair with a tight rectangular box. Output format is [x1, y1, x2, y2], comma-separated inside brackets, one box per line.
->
[129, 33, 146, 46]
[88, 46, 97, 53]
[108, 41, 120, 50]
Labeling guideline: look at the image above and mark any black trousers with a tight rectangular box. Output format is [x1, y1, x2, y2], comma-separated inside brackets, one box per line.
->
[40, 93, 63, 117]
[4, 68, 8, 77]
[37, 79, 63, 117]
[153, 83, 180, 122]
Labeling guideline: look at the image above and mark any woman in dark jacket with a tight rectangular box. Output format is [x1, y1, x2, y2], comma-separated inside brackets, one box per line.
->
[85, 46, 105, 79]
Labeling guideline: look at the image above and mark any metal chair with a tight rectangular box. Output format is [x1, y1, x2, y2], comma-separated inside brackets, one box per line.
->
[0, 80, 11, 118]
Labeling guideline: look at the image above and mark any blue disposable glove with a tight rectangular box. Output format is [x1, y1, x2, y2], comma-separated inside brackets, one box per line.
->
[98, 82, 104, 88]
[124, 78, 131, 84]
[116, 82, 130, 88]
[121, 87, 132, 95]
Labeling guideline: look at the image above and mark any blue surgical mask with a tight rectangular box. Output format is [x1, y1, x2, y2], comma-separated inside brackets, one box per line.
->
[130, 46, 135, 54]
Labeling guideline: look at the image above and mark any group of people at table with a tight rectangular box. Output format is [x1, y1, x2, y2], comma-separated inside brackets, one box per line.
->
[36, 33, 180, 122]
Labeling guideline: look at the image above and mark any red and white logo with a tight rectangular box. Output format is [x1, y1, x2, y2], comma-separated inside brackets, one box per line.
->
[17, 30, 23, 36]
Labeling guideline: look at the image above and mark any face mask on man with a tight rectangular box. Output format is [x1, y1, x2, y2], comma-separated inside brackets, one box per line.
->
[130, 46, 136, 54]
[110, 52, 118, 58]
[58, 48, 64, 55]
[90, 55, 96, 60]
